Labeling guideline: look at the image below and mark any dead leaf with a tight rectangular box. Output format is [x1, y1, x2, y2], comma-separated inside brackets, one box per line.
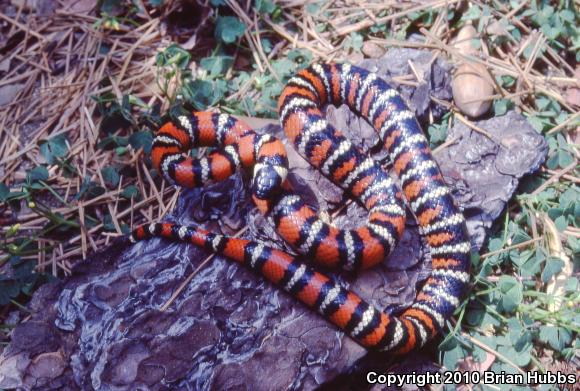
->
[59, 0, 95, 14]
[362, 41, 386, 58]
[564, 88, 580, 107]
[541, 214, 573, 313]
[0, 83, 25, 106]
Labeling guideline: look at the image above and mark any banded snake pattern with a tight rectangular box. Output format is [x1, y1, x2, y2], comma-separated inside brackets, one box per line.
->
[130, 63, 471, 354]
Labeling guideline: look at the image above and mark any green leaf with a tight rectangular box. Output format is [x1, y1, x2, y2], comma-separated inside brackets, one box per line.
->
[272, 58, 296, 78]
[539, 325, 572, 351]
[129, 131, 153, 154]
[521, 248, 544, 276]
[255, 0, 275, 14]
[498, 75, 515, 88]
[121, 185, 140, 200]
[472, 345, 487, 362]
[463, 5, 481, 20]
[127, 94, 148, 108]
[101, 166, 120, 189]
[557, 150, 574, 168]
[498, 276, 522, 313]
[559, 188, 578, 209]
[344, 32, 363, 52]
[261, 38, 272, 53]
[103, 214, 116, 231]
[443, 343, 468, 370]
[541, 257, 564, 282]
[512, 229, 531, 244]
[156, 44, 191, 69]
[215, 16, 246, 44]
[559, 9, 575, 22]
[0, 183, 9, 202]
[27, 166, 49, 183]
[488, 238, 503, 252]
[468, 302, 501, 328]
[439, 333, 458, 351]
[183, 79, 226, 110]
[509, 249, 532, 267]
[547, 149, 574, 169]
[493, 99, 511, 116]
[305, 2, 322, 15]
[428, 121, 448, 146]
[0, 279, 20, 305]
[39, 134, 69, 165]
[506, 318, 532, 353]
[76, 177, 106, 200]
[287, 49, 312, 66]
[554, 215, 567, 232]
[566, 276, 578, 293]
[497, 344, 531, 367]
[97, 135, 129, 150]
[200, 55, 234, 78]
[526, 115, 546, 132]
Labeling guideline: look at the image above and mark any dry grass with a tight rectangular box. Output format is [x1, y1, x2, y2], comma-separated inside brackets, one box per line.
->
[0, 4, 181, 275]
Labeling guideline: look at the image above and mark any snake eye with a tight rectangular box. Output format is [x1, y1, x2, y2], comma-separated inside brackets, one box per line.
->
[252, 165, 283, 200]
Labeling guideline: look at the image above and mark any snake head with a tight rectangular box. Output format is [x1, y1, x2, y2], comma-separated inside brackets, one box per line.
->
[252, 163, 286, 200]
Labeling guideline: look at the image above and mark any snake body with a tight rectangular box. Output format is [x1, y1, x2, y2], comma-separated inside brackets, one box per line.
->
[131, 63, 471, 354]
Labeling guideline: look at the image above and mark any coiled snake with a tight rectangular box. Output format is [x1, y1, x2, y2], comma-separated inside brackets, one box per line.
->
[130, 63, 471, 354]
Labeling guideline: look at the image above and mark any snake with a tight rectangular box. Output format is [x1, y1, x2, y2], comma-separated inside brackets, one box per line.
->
[130, 63, 471, 354]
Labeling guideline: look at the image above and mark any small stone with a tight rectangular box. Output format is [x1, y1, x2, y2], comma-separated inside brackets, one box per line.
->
[362, 41, 386, 58]
[0, 84, 25, 106]
[347, 51, 364, 64]
[452, 24, 480, 55]
[0, 354, 29, 389]
[10, 0, 54, 15]
[27, 351, 66, 381]
[486, 19, 509, 37]
[452, 62, 494, 118]
[564, 87, 580, 107]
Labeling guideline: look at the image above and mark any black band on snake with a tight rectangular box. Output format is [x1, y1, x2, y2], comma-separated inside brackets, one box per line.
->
[131, 63, 471, 354]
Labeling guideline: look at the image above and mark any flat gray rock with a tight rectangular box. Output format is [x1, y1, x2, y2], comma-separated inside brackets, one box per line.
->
[0, 50, 547, 390]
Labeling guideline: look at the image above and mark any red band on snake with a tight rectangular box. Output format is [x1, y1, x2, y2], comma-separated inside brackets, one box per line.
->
[131, 63, 471, 354]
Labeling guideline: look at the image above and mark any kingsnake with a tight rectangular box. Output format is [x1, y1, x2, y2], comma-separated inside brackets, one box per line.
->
[130, 63, 471, 354]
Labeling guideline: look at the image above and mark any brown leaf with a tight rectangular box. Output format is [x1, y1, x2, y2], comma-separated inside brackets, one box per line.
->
[59, 0, 95, 14]
[564, 88, 580, 107]
[0, 83, 25, 106]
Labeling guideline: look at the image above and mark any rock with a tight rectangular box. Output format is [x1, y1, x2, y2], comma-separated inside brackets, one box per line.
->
[359, 48, 453, 123]
[452, 62, 494, 118]
[438, 111, 547, 243]
[486, 19, 510, 37]
[59, 0, 94, 14]
[0, 83, 25, 106]
[0, 58, 10, 72]
[10, 0, 54, 15]
[0, 52, 547, 390]
[564, 87, 580, 107]
[24, 351, 66, 388]
[452, 24, 479, 55]
[450, 25, 494, 118]
[362, 41, 386, 58]
[347, 51, 364, 64]
[0, 353, 30, 389]
[451, 24, 494, 118]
